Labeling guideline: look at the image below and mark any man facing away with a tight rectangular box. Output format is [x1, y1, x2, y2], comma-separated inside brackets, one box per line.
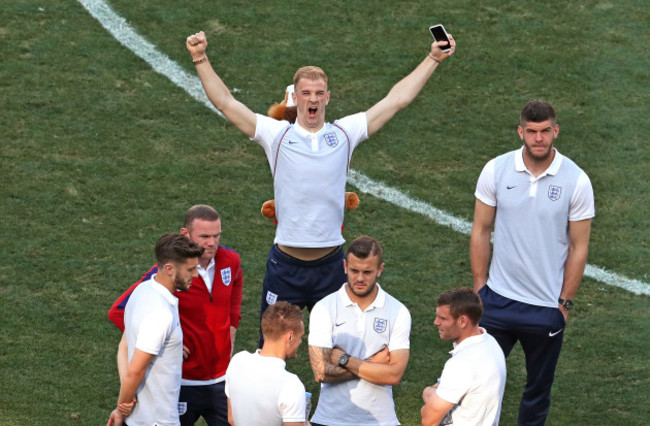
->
[225, 301, 309, 426]
[184, 30, 455, 335]
[421, 287, 506, 426]
[107, 233, 204, 426]
[108, 205, 243, 425]
[470, 100, 595, 425]
[308, 235, 411, 426]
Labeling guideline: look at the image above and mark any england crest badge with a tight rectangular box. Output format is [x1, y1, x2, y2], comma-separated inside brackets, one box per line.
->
[266, 291, 278, 305]
[324, 132, 339, 148]
[373, 317, 388, 333]
[178, 401, 187, 415]
[548, 185, 562, 201]
[220, 267, 232, 286]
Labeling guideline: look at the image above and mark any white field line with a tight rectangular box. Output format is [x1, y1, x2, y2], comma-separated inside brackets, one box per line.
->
[78, 0, 650, 296]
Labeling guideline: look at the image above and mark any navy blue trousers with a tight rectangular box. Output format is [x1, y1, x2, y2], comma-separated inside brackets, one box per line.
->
[479, 285, 565, 426]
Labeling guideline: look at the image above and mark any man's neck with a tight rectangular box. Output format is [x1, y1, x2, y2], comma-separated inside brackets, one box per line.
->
[523, 149, 555, 178]
[259, 343, 285, 361]
[153, 275, 175, 294]
[455, 326, 483, 345]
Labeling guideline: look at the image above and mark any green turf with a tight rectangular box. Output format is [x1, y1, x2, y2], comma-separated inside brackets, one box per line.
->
[1, 0, 648, 424]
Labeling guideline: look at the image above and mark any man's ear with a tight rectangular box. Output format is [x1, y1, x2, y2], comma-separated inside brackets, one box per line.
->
[458, 315, 469, 329]
[161, 262, 175, 276]
[377, 263, 385, 277]
[343, 259, 348, 274]
[180, 227, 189, 238]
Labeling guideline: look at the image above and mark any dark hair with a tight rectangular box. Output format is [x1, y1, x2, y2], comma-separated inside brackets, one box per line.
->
[155, 233, 204, 267]
[520, 100, 556, 127]
[184, 204, 220, 229]
[346, 235, 383, 265]
[437, 287, 483, 325]
[261, 301, 304, 340]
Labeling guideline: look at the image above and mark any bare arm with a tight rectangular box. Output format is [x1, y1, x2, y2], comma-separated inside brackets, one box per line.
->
[559, 219, 591, 318]
[470, 199, 495, 292]
[117, 348, 155, 406]
[331, 347, 409, 386]
[230, 326, 237, 357]
[365, 37, 456, 136]
[308, 345, 356, 383]
[186, 31, 257, 138]
[420, 385, 454, 426]
[227, 398, 235, 426]
[117, 333, 128, 384]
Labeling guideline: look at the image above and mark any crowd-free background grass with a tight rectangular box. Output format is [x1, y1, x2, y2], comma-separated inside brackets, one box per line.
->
[1, 0, 648, 424]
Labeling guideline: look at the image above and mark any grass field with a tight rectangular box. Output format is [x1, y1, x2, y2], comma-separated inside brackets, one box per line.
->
[1, 0, 649, 425]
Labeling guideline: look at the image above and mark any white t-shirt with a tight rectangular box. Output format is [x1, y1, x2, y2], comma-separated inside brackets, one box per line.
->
[475, 147, 595, 306]
[124, 277, 183, 426]
[436, 329, 507, 426]
[308, 283, 411, 425]
[254, 113, 368, 247]
[225, 350, 306, 425]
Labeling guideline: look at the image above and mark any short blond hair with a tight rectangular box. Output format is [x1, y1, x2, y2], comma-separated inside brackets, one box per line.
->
[293, 66, 328, 89]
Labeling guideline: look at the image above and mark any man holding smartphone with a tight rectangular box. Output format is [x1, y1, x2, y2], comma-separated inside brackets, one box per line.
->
[185, 29, 455, 343]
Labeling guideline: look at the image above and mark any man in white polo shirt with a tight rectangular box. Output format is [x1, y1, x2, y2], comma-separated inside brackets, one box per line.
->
[308, 235, 411, 426]
[107, 233, 204, 426]
[470, 100, 595, 425]
[184, 30, 455, 342]
[421, 287, 506, 426]
[225, 301, 308, 426]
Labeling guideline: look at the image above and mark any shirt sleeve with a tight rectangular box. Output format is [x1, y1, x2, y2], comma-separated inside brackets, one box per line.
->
[134, 308, 173, 355]
[436, 358, 472, 404]
[107, 265, 158, 332]
[335, 112, 369, 150]
[253, 113, 290, 158]
[278, 375, 306, 422]
[474, 159, 497, 207]
[569, 171, 595, 221]
[308, 300, 333, 348]
[388, 305, 412, 352]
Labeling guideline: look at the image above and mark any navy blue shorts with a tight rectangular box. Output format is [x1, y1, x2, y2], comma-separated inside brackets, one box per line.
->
[178, 382, 228, 426]
[260, 244, 346, 315]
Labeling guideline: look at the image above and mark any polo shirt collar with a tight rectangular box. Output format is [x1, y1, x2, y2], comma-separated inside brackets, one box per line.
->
[515, 146, 563, 176]
[339, 282, 386, 310]
[151, 275, 179, 306]
[450, 327, 488, 355]
[293, 121, 326, 138]
[255, 349, 286, 368]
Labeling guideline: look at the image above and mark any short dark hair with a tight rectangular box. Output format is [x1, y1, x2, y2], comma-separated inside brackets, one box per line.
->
[184, 204, 220, 229]
[520, 99, 556, 126]
[346, 235, 383, 265]
[155, 233, 204, 266]
[261, 301, 304, 341]
[436, 287, 483, 325]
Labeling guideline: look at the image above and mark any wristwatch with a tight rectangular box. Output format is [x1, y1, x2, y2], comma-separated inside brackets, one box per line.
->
[338, 352, 351, 368]
[558, 298, 574, 311]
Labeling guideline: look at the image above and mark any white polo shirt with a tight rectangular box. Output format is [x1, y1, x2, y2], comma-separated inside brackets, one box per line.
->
[124, 277, 183, 426]
[225, 350, 306, 425]
[254, 113, 368, 247]
[308, 283, 411, 425]
[475, 147, 595, 307]
[436, 328, 507, 426]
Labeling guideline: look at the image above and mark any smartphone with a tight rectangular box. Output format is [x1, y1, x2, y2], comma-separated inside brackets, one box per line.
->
[429, 24, 451, 52]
